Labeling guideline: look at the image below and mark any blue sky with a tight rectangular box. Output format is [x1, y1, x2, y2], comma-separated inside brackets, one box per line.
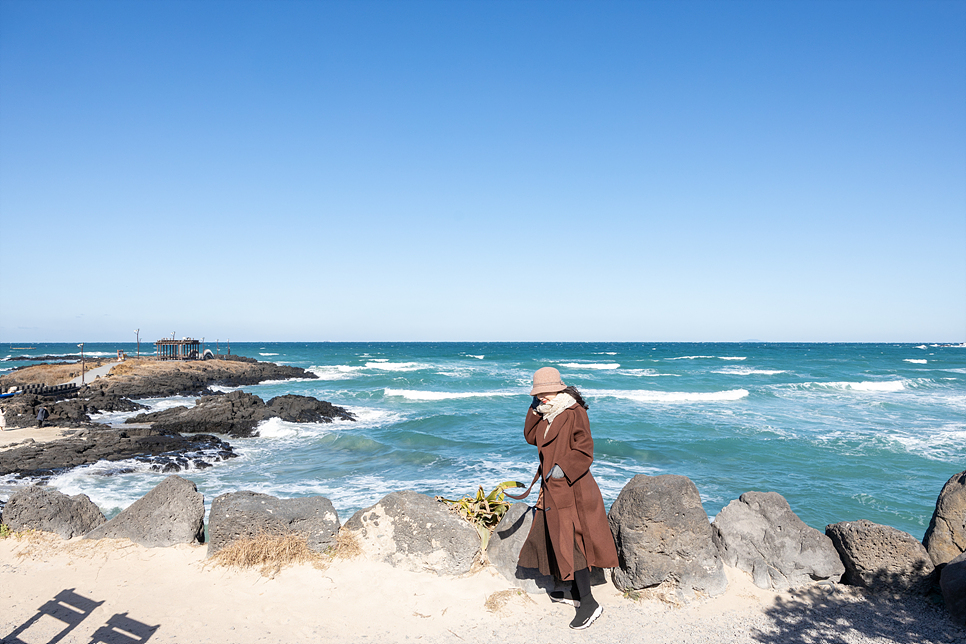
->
[1, 0, 964, 342]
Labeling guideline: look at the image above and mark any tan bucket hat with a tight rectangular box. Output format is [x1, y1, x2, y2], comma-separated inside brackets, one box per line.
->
[530, 367, 566, 396]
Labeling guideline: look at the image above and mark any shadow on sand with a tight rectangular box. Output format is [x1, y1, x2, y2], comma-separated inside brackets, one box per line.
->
[2, 588, 159, 644]
[751, 583, 962, 644]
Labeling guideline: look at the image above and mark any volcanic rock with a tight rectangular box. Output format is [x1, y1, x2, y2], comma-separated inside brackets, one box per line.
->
[85, 475, 205, 547]
[712, 491, 844, 589]
[3, 486, 106, 538]
[923, 469, 966, 566]
[826, 519, 936, 594]
[940, 550, 966, 627]
[126, 391, 354, 438]
[0, 427, 237, 480]
[344, 490, 480, 576]
[608, 474, 728, 598]
[207, 491, 341, 557]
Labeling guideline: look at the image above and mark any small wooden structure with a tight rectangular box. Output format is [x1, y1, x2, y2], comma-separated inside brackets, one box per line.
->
[155, 338, 202, 361]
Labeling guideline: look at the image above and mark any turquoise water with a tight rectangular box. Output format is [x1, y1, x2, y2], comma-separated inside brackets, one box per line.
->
[2, 342, 964, 539]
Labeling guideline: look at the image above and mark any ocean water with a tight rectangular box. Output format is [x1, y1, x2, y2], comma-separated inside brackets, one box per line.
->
[2, 342, 964, 540]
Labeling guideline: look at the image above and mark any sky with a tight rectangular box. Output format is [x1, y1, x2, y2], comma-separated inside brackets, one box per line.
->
[1, 0, 964, 343]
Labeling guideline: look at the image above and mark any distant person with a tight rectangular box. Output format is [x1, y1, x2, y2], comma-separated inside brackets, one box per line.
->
[36, 406, 49, 428]
[0, 406, 5, 431]
[512, 367, 618, 630]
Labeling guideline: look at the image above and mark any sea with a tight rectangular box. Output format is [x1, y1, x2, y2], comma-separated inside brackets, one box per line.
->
[2, 342, 964, 541]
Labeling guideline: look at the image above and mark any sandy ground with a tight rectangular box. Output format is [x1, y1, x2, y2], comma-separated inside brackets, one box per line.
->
[1, 533, 961, 644]
[0, 425, 72, 450]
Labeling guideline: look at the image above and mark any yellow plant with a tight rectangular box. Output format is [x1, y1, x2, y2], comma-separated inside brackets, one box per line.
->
[436, 480, 523, 563]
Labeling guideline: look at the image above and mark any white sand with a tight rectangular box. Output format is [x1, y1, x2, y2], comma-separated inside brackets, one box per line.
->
[1, 533, 959, 644]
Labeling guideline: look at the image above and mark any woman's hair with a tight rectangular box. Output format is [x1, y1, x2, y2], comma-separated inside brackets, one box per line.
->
[562, 385, 589, 410]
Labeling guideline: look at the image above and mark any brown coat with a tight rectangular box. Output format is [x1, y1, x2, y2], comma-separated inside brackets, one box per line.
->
[518, 403, 619, 580]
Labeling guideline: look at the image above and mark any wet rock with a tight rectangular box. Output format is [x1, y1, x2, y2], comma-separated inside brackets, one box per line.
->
[0, 428, 237, 480]
[126, 391, 354, 438]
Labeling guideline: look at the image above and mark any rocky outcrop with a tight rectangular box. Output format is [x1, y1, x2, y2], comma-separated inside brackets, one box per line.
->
[2, 486, 106, 538]
[940, 551, 966, 627]
[923, 470, 966, 566]
[79, 358, 317, 399]
[826, 520, 936, 594]
[125, 391, 355, 438]
[0, 392, 145, 429]
[207, 491, 341, 557]
[85, 475, 205, 547]
[712, 491, 844, 590]
[0, 427, 237, 480]
[343, 490, 480, 576]
[608, 474, 728, 598]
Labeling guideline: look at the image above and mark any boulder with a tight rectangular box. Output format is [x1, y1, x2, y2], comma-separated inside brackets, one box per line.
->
[923, 470, 966, 566]
[488, 503, 555, 592]
[343, 490, 480, 576]
[2, 486, 106, 538]
[608, 474, 728, 598]
[711, 491, 844, 590]
[826, 519, 936, 594]
[85, 475, 205, 547]
[940, 551, 966, 627]
[207, 491, 341, 557]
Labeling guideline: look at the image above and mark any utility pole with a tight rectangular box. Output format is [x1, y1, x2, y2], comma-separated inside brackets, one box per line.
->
[77, 343, 85, 385]
[135, 329, 140, 357]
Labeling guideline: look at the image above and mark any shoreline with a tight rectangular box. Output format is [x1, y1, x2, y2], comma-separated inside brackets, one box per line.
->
[2, 533, 957, 644]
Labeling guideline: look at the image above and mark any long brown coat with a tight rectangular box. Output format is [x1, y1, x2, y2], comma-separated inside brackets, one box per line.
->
[518, 403, 619, 580]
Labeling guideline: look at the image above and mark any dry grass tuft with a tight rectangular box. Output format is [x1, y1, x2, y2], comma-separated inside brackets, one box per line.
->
[329, 528, 363, 560]
[484, 589, 533, 614]
[210, 532, 324, 578]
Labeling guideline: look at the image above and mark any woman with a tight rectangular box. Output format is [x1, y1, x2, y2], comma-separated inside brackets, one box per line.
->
[514, 367, 619, 630]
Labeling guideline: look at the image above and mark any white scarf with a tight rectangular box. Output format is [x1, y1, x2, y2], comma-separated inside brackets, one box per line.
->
[536, 392, 576, 437]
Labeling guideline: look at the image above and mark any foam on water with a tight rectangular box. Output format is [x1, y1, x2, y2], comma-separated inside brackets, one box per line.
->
[383, 388, 515, 401]
[905, 359, 928, 364]
[259, 352, 279, 356]
[667, 355, 715, 360]
[584, 388, 750, 403]
[466, 355, 485, 359]
[365, 361, 427, 371]
[558, 362, 620, 370]
[712, 367, 788, 376]
[617, 368, 680, 377]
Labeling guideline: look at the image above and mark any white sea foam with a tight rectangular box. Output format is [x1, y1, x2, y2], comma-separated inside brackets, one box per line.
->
[259, 352, 279, 356]
[593, 352, 618, 355]
[719, 357, 747, 361]
[383, 388, 515, 401]
[584, 388, 749, 403]
[558, 362, 620, 370]
[904, 359, 928, 364]
[667, 356, 715, 360]
[365, 361, 426, 371]
[309, 365, 365, 380]
[712, 367, 787, 376]
[618, 368, 681, 377]
[466, 355, 485, 359]
[916, 345, 928, 349]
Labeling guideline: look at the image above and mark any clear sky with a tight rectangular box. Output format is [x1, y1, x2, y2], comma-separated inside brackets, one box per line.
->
[1, 0, 964, 343]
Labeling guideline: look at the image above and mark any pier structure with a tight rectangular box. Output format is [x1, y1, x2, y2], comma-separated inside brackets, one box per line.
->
[155, 338, 202, 361]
